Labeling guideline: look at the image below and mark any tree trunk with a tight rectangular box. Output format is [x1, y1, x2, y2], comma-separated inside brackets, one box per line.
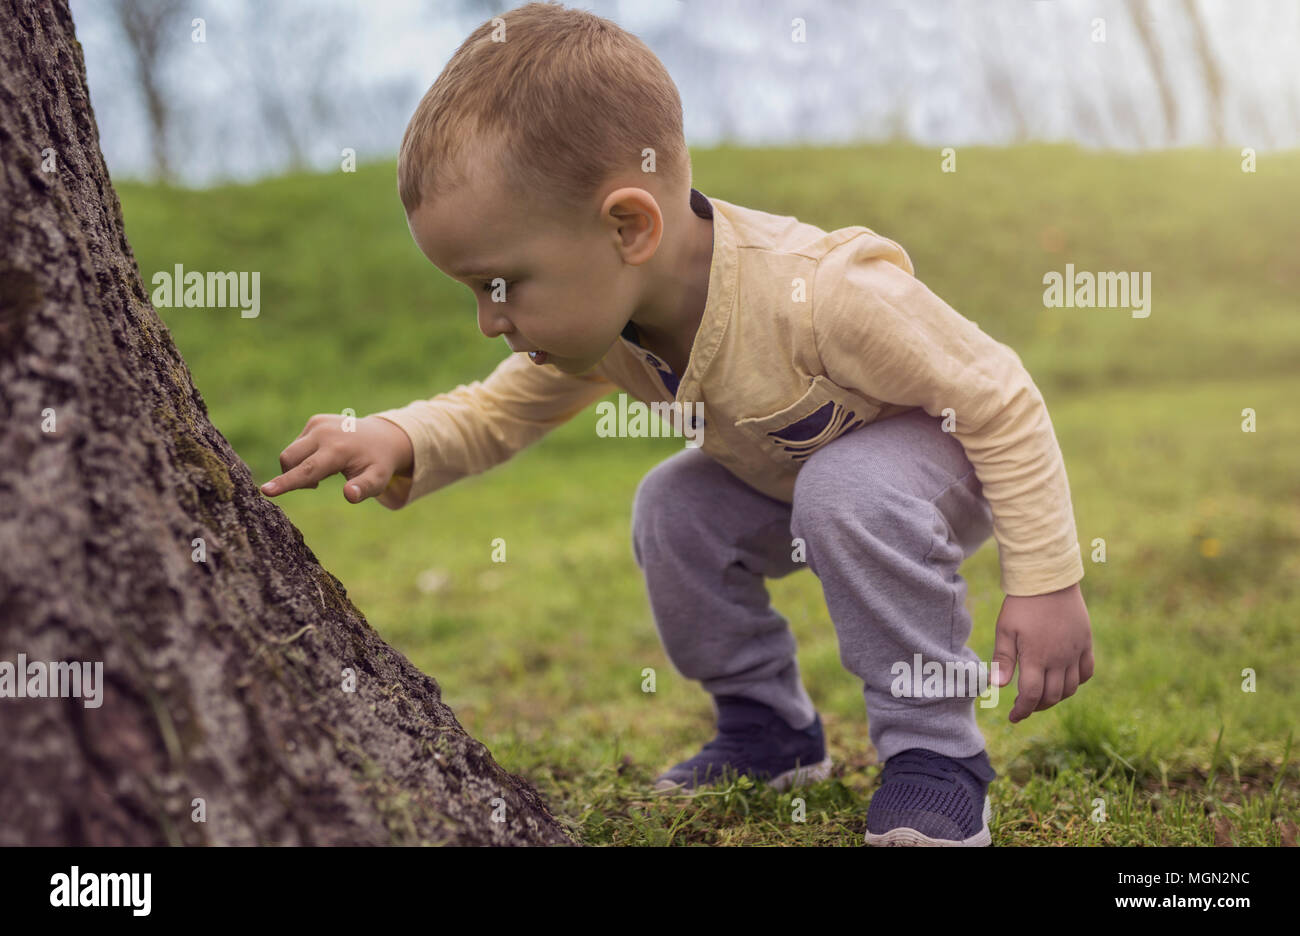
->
[0, 0, 573, 846]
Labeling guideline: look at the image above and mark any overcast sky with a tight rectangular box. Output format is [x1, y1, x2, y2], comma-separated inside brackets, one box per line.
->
[70, 0, 1300, 186]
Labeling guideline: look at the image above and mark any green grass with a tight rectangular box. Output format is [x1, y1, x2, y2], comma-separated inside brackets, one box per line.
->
[118, 143, 1300, 845]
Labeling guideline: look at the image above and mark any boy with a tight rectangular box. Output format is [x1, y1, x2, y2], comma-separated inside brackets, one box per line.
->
[261, 2, 1094, 846]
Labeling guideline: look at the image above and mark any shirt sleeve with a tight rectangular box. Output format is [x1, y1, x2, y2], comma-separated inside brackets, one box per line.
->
[812, 232, 1084, 596]
[367, 351, 615, 510]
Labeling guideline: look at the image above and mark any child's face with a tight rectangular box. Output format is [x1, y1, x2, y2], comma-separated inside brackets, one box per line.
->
[405, 158, 648, 375]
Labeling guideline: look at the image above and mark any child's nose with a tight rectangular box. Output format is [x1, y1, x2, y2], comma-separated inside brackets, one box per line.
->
[477, 303, 511, 340]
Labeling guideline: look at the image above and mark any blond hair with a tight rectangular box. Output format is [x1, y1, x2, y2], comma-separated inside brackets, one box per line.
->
[397, 1, 690, 222]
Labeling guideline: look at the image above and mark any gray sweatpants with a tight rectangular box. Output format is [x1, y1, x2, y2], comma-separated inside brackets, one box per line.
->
[630, 407, 996, 763]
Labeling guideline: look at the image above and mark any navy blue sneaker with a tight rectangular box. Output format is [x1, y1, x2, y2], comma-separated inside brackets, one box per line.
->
[864, 747, 996, 846]
[651, 695, 833, 793]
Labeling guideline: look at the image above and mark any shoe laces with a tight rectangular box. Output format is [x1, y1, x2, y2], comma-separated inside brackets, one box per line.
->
[883, 749, 963, 788]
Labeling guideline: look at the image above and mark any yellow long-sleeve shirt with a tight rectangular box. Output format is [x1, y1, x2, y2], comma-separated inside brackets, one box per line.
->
[370, 189, 1084, 597]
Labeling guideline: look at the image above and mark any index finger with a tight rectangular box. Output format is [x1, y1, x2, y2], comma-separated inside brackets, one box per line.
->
[261, 446, 338, 496]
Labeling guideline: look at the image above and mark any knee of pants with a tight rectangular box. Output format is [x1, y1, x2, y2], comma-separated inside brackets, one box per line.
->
[791, 451, 904, 545]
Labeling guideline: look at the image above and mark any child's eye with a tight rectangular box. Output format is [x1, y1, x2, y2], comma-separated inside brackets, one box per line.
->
[481, 279, 514, 293]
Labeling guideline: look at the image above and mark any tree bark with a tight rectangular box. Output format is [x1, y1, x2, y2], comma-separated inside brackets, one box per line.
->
[0, 0, 574, 846]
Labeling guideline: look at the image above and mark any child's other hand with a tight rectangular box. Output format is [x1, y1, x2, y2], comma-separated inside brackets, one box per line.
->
[260, 414, 414, 503]
[990, 582, 1094, 723]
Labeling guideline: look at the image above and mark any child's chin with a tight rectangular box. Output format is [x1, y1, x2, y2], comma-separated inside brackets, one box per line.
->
[550, 355, 595, 375]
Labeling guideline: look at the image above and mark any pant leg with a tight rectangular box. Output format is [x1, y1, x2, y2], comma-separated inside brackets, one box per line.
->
[789, 408, 996, 762]
[630, 446, 817, 731]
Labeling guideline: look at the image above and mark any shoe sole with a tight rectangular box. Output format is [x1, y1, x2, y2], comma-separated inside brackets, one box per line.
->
[862, 794, 992, 847]
[651, 755, 834, 794]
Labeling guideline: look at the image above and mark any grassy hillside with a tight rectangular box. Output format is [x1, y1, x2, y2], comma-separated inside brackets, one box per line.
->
[117, 144, 1300, 845]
